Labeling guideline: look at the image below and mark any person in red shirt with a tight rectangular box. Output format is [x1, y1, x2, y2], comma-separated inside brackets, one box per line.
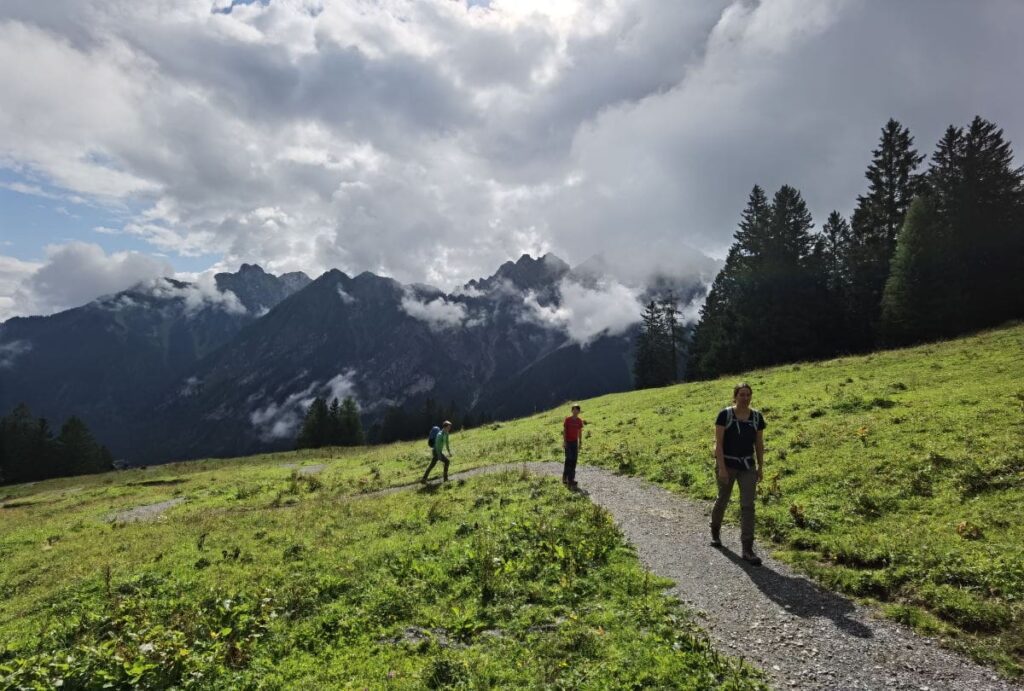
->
[562, 404, 585, 487]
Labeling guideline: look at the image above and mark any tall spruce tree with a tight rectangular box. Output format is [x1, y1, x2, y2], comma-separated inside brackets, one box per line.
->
[688, 186, 770, 379]
[879, 194, 954, 344]
[845, 120, 925, 350]
[928, 117, 1024, 331]
[756, 185, 831, 364]
[659, 294, 683, 384]
[56, 416, 113, 476]
[3, 404, 40, 485]
[633, 300, 666, 389]
[296, 397, 330, 449]
[338, 397, 364, 446]
[327, 398, 343, 445]
[820, 211, 852, 296]
[689, 185, 829, 378]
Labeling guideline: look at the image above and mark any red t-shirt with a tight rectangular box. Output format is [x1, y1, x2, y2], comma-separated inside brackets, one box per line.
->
[563, 416, 584, 442]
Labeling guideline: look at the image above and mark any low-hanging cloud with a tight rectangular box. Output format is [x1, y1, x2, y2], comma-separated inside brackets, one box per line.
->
[0, 339, 31, 368]
[142, 275, 246, 316]
[400, 293, 468, 331]
[523, 278, 645, 345]
[3, 242, 173, 319]
[249, 370, 358, 442]
[336, 285, 356, 304]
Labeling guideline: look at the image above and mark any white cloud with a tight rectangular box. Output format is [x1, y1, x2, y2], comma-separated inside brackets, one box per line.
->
[1, 0, 1023, 295]
[0, 255, 42, 321]
[250, 380, 319, 442]
[142, 274, 247, 316]
[400, 293, 468, 331]
[523, 277, 644, 345]
[0, 340, 31, 368]
[249, 370, 358, 442]
[336, 285, 356, 304]
[4, 242, 173, 319]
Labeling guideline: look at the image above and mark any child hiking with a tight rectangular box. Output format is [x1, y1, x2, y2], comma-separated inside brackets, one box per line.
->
[422, 420, 453, 483]
[711, 382, 766, 566]
[562, 404, 585, 488]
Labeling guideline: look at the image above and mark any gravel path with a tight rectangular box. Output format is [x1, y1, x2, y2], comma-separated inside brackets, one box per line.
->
[387, 462, 1018, 690]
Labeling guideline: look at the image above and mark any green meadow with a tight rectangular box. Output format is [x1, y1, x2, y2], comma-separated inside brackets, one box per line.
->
[2, 322, 1023, 686]
[0, 466, 762, 688]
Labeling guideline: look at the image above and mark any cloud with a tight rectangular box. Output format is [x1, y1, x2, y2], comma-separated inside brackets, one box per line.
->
[401, 292, 468, 331]
[336, 285, 355, 304]
[142, 274, 247, 315]
[523, 278, 644, 345]
[0, 339, 31, 368]
[1, 0, 1023, 297]
[249, 370, 358, 442]
[4, 242, 173, 319]
[0, 254, 42, 321]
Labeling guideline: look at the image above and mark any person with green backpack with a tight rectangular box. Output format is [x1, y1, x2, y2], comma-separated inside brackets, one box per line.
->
[710, 382, 766, 565]
[422, 420, 453, 483]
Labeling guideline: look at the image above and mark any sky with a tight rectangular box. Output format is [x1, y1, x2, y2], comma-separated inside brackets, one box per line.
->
[1, 0, 1023, 322]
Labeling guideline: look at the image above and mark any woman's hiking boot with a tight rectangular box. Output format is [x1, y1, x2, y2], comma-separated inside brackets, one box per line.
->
[741, 540, 762, 566]
[710, 526, 722, 548]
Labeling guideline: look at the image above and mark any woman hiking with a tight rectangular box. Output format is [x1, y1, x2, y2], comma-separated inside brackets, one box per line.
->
[711, 382, 766, 566]
[422, 420, 453, 483]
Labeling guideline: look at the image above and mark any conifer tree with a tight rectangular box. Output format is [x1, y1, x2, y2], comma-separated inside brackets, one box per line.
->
[927, 117, 1024, 331]
[658, 294, 683, 384]
[633, 300, 665, 389]
[879, 194, 954, 344]
[339, 397, 364, 446]
[56, 416, 113, 476]
[820, 211, 852, 295]
[296, 397, 330, 449]
[845, 120, 925, 349]
[689, 185, 828, 378]
[687, 186, 770, 378]
[327, 397, 343, 445]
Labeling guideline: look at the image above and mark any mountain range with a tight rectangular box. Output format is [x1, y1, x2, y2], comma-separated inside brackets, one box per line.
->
[0, 254, 712, 464]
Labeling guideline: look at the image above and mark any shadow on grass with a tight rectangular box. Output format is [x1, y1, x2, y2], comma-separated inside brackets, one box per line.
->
[719, 546, 873, 639]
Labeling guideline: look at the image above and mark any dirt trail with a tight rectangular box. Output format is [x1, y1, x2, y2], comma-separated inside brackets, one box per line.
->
[377, 462, 1017, 690]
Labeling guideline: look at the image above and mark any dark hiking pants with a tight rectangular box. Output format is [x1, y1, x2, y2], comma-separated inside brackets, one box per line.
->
[423, 450, 449, 482]
[563, 441, 579, 484]
[710, 467, 757, 543]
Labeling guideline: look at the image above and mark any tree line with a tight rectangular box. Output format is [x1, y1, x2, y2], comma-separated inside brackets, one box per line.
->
[295, 395, 492, 449]
[680, 115, 1023, 381]
[0, 404, 114, 485]
[632, 296, 686, 388]
[371, 398, 489, 445]
[296, 396, 365, 449]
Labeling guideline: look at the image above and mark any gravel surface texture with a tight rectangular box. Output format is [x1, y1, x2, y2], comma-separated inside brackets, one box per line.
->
[387, 462, 1019, 690]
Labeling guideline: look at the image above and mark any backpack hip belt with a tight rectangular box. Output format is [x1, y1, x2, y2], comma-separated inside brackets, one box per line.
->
[724, 454, 754, 470]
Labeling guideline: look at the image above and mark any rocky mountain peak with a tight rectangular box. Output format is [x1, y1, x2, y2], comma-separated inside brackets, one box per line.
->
[466, 253, 570, 293]
[215, 264, 309, 313]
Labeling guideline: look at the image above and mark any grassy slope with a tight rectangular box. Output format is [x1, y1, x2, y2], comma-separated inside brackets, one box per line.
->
[0, 467, 763, 688]
[460, 322, 1024, 674]
[1, 322, 1022, 682]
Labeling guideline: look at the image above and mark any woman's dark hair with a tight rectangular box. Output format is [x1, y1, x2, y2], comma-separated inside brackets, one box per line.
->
[733, 382, 753, 397]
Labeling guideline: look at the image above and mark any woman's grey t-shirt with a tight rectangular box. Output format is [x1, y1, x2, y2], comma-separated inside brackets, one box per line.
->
[716, 408, 766, 469]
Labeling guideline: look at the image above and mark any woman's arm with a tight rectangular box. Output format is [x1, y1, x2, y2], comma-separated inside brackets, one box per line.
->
[755, 428, 765, 481]
[715, 425, 728, 481]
